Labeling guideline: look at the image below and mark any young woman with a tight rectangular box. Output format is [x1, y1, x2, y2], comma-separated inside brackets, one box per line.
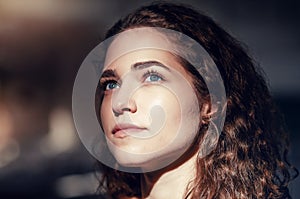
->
[87, 2, 298, 199]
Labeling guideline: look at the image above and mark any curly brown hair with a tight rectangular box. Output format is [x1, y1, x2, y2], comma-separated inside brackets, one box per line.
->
[95, 2, 298, 199]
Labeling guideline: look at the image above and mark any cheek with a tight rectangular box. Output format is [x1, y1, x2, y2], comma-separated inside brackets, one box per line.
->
[153, 84, 200, 144]
[141, 85, 198, 121]
[135, 87, 183, 145]
[100, 97, 113, 132]
[137, 87, 181, 122]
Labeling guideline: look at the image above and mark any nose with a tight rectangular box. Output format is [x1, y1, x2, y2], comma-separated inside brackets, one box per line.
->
[111, 83, 137, 116]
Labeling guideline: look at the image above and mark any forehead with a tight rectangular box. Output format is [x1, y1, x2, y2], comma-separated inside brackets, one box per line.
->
[104, 27, 176, 69]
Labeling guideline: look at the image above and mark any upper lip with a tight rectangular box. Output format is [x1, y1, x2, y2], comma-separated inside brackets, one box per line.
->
[112, 123, 146, 134]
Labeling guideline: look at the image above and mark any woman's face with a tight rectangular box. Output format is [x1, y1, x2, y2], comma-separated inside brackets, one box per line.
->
[100, 39, 201, 170]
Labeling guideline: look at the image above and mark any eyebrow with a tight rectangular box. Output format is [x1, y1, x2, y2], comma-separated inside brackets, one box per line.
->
[100, 69, 117, 79]
[100, 60, 170, 79]
[131, 60, 171, 71]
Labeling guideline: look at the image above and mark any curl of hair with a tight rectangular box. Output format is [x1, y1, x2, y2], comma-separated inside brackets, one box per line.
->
[96, 2, 298, 199]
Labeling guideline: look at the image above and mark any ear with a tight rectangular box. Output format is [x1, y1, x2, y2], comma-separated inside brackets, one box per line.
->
[198, 102, 220, 158]
[201, 101, 219, 122]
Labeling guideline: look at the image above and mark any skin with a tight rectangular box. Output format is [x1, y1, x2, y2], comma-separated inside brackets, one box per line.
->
[100, 49, 203, 198]
[100, 48, 201, 171]
[99, 30, 211, 197]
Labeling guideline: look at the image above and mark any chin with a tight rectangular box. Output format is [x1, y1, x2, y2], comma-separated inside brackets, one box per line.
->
[111, 148, 185, 172]
[113, 150, 155, 167]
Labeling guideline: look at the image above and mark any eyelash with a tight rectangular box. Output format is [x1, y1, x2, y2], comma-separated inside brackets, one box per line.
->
[99, 79, 119, 91]
[142, 69, 165, 82]
[100, 69, 165, 91]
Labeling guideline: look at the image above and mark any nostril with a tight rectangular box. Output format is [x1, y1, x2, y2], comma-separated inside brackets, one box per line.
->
[112, 105, 136, 117]
[122, 107, 132, 112]
[113, 109, 121, 117]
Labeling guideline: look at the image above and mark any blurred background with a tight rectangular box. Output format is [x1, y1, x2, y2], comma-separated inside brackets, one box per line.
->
[0, 0, 299, 198]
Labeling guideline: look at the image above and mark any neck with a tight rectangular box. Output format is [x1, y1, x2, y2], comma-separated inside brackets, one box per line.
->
[141, 152, 198, 199]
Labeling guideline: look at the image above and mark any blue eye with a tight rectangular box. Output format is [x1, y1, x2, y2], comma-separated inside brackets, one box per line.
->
[144, 70, 164, 83]
[145, 74, 162, 82]
[104, 81, 119, 91]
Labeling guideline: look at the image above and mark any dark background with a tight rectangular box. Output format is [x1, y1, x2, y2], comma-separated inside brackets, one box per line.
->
[0, 0, 299, 198]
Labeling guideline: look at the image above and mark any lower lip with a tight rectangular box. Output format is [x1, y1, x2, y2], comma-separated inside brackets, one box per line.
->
[113, 128, 146, 138]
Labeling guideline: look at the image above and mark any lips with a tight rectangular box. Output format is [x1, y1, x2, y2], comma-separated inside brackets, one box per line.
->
[112, 123, 147, 138]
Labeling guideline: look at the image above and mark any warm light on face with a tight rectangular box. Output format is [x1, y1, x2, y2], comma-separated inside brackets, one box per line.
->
[72, 27, 226, 172]
[99, 48, 200, 169]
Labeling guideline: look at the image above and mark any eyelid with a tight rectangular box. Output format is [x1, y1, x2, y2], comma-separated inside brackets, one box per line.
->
[142, 69, 166, 82]
[100, 77, 113, 86]
[99, 77, 120, 90]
